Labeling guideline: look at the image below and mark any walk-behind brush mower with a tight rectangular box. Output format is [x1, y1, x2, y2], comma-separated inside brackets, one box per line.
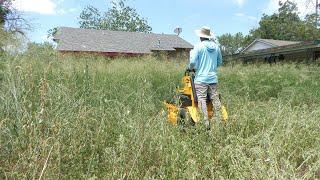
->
[164, 69, 228, 126]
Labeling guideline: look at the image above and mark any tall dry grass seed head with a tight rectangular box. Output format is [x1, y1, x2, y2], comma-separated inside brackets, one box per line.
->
[0, 52, 319, 179]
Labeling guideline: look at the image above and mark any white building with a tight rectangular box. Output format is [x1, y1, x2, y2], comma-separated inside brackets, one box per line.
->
[242, 39, 300, 53]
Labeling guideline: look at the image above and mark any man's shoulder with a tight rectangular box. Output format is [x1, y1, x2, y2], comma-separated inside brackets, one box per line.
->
[194, 41, 220, 52]
[194, 42, 206, 50]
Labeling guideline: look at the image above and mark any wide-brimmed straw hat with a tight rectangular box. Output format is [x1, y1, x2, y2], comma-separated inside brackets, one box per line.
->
[195, 26, 214, 39]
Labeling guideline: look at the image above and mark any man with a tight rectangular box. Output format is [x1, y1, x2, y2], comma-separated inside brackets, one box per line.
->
[189, 26, 223, 130]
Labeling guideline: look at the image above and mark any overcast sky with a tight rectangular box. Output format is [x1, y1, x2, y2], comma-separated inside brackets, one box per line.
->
[12, 0, 318, 45]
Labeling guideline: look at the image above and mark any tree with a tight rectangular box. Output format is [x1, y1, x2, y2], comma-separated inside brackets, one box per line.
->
[79, 6, 102, 30]
[218, 32, 250, 55]
[47, 27, 58, 40]
[79, 0, 152, 32]
[0, 0, 12, 25]
[249, 0, 320, 41]
[0, 0, 30, 34]
[219, 0, 320, 56]
[302, 13, 320, 40]
[1, 0, 30, 54]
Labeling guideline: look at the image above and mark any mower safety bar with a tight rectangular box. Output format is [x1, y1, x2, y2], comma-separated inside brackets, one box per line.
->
[185, 68, 196, 76]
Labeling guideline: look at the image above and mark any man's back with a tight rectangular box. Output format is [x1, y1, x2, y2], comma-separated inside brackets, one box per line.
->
[189, 40, 222, 84]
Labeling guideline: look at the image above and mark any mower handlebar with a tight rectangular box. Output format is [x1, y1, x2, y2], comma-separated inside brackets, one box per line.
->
[185, 68, 196, 76]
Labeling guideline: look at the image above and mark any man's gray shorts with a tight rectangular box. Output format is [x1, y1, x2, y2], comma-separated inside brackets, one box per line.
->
[194, 83, 222, 120]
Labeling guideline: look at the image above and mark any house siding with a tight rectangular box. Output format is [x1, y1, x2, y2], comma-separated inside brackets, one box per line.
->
[59, 48, 192, 60]
[239, 40, 320, 63]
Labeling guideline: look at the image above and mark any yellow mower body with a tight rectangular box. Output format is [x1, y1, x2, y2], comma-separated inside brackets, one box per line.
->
[164, 70, 228, 125]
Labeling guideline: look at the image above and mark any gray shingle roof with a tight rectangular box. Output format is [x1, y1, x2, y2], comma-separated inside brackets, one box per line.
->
[241, 38, 301, 53]
[54, 27, 193, 54]
[259, 39, 300, 47]
[239, 40, 320, 58]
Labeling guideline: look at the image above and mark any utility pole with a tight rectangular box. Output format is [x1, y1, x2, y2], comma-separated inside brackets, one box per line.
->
[317, 0, 320, 27]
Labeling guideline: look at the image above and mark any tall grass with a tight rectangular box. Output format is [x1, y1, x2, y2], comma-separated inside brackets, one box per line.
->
[0, 50, 320, 179]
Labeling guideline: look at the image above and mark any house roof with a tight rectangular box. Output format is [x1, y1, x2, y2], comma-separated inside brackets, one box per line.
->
[238, 40, 320, 59]
[54, 27, 193, 54]
[242, 39, 300, 53]
[259, 39, 300, 47]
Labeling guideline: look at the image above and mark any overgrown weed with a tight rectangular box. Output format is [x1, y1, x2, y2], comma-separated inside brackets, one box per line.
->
[0, 51, 319, 179]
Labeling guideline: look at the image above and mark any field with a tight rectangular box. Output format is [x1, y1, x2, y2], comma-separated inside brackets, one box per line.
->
[1, 51, 320, 179]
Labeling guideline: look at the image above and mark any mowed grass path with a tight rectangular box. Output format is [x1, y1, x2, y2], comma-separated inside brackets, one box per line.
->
[1, 54, 320, 179]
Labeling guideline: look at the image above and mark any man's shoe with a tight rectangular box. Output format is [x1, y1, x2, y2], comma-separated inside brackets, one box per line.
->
[204, 120, 211, 131]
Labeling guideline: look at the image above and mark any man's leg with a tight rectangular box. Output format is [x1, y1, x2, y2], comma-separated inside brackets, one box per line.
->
[208, 84, 222, 120]
[194, 83, 210, 129]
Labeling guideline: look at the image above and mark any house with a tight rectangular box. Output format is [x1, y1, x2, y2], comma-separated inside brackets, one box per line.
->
[239, 39, 320, 63]
[53, 27, 193, 59]
[242, 39, 300, 53]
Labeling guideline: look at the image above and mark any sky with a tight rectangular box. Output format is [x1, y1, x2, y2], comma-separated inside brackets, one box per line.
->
[11, 0, 319, 45]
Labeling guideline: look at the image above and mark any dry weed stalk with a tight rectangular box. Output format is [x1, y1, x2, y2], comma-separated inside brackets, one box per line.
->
[37, 62, 52, 122]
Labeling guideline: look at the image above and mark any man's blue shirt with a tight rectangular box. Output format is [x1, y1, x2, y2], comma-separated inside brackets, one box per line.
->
[189, 40, 223, 84]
